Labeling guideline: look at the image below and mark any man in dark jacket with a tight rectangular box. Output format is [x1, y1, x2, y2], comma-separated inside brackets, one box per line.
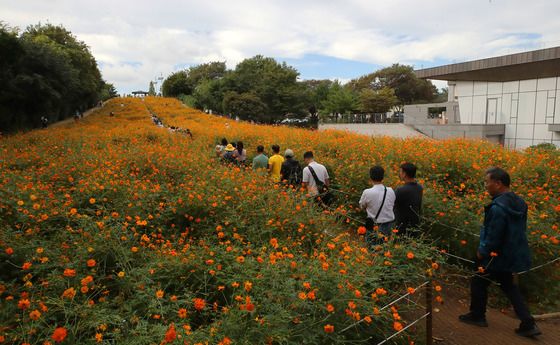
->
[280, 149, 302, 187]
[459, 167, 541, 337]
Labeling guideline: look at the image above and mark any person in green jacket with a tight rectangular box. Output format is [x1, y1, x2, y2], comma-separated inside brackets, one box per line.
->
[459, 167, 541, 337]
[252, 145, 268, 170]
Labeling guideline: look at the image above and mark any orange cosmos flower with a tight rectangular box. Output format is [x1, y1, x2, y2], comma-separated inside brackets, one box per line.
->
[155, 290, 165, 299]
[357, 226, 366, 235]
[18, 298, 31, 310]
[193, 298, 205, 311]
[406, 252, 415, 259]
[29, 309, 42, 320]
[163, 323, 176, 343]
[63, 268, 76, 277]
[87, 259, 96, 267]
[178, 308, 188, 318]
[393, 321, 403, 331]
[62, 287, 76, 299]
[324, 324, 334, 333]
[51, 327, 67, 343]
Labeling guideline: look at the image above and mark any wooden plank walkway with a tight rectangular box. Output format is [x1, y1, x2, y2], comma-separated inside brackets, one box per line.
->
[432, 289, 560, 345]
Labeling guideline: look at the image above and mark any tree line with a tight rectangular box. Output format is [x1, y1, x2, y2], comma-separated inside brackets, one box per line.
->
[161, 56, 446, 124]
[0, 22, 117, 133]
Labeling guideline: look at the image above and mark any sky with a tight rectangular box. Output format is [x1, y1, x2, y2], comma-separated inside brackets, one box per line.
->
[3, 0, 560, 94]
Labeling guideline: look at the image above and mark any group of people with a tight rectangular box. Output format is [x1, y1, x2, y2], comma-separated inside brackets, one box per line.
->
[216, 140, 331, 202]
[215, 138, 247, 165]
[150, 114, 193, 138]
[214, 139, 542, 338]
[358, 163, 423, 241]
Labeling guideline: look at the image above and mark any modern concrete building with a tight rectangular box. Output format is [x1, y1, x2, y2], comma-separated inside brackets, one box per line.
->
[405, 46, 560, 148]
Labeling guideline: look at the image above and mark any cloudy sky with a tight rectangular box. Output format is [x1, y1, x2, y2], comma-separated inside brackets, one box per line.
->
[3, 0, 560, 93]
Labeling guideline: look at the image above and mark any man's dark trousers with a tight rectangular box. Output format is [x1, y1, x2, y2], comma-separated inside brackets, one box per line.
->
[470, 270, 532, 323]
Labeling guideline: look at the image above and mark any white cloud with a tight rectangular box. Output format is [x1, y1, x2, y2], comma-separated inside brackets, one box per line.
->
[2, 0, 560, 93]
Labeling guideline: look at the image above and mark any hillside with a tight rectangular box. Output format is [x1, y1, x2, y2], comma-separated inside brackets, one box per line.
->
[0, 97, 558, 344]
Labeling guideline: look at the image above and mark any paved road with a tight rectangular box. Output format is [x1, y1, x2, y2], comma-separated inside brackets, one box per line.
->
[319, 123, 428, 139]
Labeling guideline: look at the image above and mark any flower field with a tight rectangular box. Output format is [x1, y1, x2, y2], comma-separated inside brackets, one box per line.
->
[1, 97, 559, 344]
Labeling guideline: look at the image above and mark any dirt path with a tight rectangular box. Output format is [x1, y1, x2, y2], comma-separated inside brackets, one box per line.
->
[432, 286, 560, 345]
[50, 105, 101, 128]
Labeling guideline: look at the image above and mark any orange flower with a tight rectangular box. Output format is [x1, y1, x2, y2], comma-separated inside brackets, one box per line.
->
[324, 324, 334, 333]
[163, 323, 176, 343]
[87, 259, 96, 267]
[244, 281, 253, 292]
[22, 262, 32, 270]
[29, 309, 42, 320]
[5, 247, 13, 255]
[178, 308, 188, 318]
[155, 289, 165, 299]
[18, 298, 31, 310]
[326, 304, 335, 313]
[357, 226, 366, 235]
[406, 252, 415, 259]
[51, 327, 67, 343]
[193, 298, 205, 311]
[63, 268, 76, 277]
[393, 321, 403, 331]
[62, 287, 76, 299]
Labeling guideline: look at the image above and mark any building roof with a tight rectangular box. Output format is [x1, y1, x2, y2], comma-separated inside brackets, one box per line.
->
[415, 46, 560, 82]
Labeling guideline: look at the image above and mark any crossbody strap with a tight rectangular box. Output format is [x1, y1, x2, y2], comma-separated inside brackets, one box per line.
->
[307, 166, 322, 186]
[374, 186, 387, 221]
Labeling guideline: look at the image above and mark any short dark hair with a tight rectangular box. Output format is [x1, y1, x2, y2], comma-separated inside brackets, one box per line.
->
[400, 162, 417, 178]
[486, 167, 510, 187]
[221, 138, 228, 146]
[272, 144, 280, 153]
[303, 151, 314, 159]
[257, 145, 264, 153]
[369, 166, 384, 181]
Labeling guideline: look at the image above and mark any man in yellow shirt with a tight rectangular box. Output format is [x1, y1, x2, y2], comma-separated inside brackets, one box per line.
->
[268, 144, 284, 182]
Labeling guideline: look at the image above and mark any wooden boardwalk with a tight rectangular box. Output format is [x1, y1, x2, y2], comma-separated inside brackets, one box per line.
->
[432, 289, 560, 345]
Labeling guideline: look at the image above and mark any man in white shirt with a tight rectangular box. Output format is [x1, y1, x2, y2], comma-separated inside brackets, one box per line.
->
[302, 151, 330, 200]
[359, 165, 396, 244]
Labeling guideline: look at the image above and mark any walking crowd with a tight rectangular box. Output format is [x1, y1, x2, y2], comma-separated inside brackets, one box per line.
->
[214, 138, 542, 338]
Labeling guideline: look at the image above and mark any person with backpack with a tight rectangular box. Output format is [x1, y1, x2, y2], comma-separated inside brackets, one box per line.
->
[359, 166, 396, 245]
[221, 144, 236, 164]
[280, 149, 302, 187]
[302, 151, 331, 205]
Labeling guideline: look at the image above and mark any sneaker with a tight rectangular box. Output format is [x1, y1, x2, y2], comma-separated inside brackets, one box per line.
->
[459, 312, 488, 327]
[515, 322, 542, 337]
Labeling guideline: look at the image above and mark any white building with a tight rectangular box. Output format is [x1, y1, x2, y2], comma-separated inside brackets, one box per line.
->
[406, 46, 560, 149]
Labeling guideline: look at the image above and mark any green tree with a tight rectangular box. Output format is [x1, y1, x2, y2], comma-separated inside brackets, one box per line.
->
[319, 81, 358, 121]
[358, 87, 398, 120]
[222, 91, 267, 122]
[161, 71, 190, 97]
[0, 23, 108, 131]
[228, 55, 307, 123]
[148, 81, 156, 96]
[193, 78, 226, 113]
[348, 64, 437, 108]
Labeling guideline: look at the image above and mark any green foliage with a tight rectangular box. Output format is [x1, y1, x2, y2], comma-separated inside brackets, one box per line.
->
[148, 81, 156, 96]
[319, 81, 358, 117]
[358, 87, 398, 115]
[222, 91, 267, 121]
[348, 64, 437, 106]
[0, 22, 109, 132]
[161, 71, 190, 97]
